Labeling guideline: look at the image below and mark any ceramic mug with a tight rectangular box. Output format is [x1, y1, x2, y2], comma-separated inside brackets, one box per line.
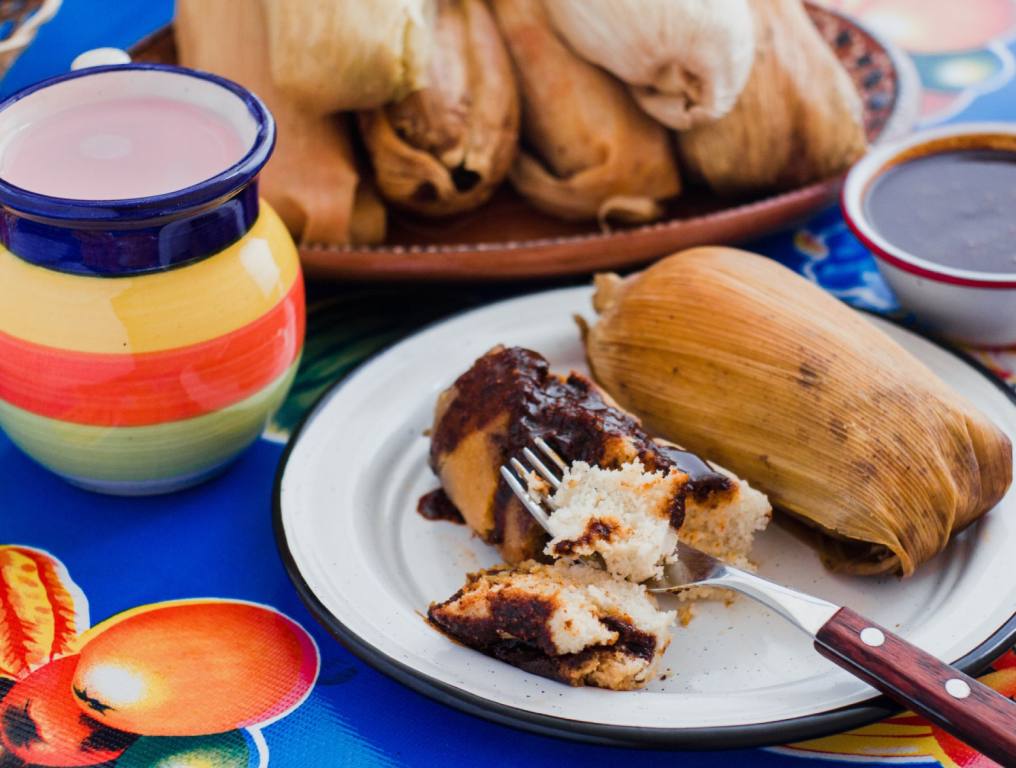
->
[0, 61, 304, 494]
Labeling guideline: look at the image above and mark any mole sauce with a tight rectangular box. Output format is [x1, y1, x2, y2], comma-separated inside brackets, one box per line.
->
[416, 488, 465, 524]
[427, 347, 731, 540]
[864, 149, 1016, 273]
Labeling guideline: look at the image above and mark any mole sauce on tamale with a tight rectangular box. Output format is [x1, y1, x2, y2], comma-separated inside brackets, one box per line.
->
[427, 347, 730, 540]
[416, 489, 465, 524]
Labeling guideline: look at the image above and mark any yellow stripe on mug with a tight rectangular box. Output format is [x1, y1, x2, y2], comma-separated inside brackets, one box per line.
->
[0, 203, 299, 354]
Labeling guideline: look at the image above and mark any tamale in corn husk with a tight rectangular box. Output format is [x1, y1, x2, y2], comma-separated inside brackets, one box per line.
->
[261, 0, 431, 113]
[491, 0, 681, 223]
[677, 0, 866, 194]
[583, 248, 1012, 576]
[543, 0, 755, 129]
[176, 0, 385, 245]
[358, 0, 519, 217]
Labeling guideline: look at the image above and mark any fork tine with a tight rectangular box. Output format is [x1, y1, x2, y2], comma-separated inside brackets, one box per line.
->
[522, 447, 561, 489]
[509, 457, 531, 483]
[535, 437, 568, 473]
[499, 465, 554, 534]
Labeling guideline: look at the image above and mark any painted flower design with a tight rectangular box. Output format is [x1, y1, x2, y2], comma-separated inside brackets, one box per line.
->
[776, 667, 1016, 766]
[823, 0, 1016, 122]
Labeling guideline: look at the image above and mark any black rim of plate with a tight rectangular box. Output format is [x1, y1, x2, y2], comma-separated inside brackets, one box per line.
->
[272, 296, 1016, 751]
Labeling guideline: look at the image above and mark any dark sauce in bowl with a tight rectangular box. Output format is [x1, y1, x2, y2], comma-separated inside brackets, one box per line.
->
[864, 148, 1016, 274]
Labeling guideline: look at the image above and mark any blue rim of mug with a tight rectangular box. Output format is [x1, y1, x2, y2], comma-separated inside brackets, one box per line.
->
[0, 62, 275, 224]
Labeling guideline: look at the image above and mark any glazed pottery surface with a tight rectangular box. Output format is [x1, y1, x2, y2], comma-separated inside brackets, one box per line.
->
[0, 64, 304, 494]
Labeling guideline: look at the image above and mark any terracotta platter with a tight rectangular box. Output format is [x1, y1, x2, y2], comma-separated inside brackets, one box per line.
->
[132, 5, 920, 281]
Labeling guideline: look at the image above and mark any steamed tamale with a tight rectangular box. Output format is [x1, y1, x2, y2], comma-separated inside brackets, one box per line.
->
[491, 0, 681, 223]
[429, 560, 674, 690]
[583, 248, 1012, 576]
[429, 346, 770, 570]
[358, 0, 519, 216]
[677, 0, 866, 194]
[177, 0, 385, 244]
[543, 0, 756, 129]
[261, 0, 431, 113]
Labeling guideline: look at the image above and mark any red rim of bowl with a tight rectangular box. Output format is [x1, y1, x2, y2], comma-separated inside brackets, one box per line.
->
[841, 122, 1016, 290]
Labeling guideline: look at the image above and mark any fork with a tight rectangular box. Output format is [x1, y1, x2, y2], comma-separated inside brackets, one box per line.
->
[501, 439, 1016, 764]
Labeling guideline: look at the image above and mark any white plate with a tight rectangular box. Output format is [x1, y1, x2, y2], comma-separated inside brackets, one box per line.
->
[274, 286, 1016, 748]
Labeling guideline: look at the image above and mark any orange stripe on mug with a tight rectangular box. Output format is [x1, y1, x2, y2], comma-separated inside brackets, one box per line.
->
[0, 274, 304, 427]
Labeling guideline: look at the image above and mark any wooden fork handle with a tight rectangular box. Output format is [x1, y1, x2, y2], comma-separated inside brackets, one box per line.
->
[815, 607, 1016, 765]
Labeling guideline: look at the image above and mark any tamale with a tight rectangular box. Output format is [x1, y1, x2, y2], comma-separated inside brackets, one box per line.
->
[176, 0, 385, 245]
[429, 346, 770, 571]
[677, 0, 866, 194]
[583, 248, 1012, 576]
[358, 0, 519, 216]
[543, 0, 755, 129]
[428, 560, 674, 690]
[261, 0, 431, 113]
[491, 0, 681, 223]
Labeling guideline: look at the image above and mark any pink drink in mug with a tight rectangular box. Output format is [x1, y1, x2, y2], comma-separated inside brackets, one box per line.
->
[0, 96, 246, 200]
[0, 60, 304, 495]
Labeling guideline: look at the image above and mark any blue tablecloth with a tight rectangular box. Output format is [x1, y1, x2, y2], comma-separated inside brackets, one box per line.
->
[2, 3, 1015, 766]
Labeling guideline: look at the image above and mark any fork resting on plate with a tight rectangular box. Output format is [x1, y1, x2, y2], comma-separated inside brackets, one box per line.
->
[501, 438, 1016, 765]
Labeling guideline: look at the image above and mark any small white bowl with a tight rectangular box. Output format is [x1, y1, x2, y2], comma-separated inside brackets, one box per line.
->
[842, 122, 1016, 348]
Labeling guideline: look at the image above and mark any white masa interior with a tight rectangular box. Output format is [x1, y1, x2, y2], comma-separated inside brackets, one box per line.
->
[278, 286, 1016, 731]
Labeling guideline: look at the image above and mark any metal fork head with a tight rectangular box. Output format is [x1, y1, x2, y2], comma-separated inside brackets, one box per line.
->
[500, 439, 841, 635]
[648, 541, 729, 591]
[499, 438, 569, 535]
[501, 441, 730, 591]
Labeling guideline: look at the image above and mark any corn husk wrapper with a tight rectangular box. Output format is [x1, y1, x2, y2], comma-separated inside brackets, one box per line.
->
[261, 0, 431, 113]
[358, 0, 519, 217]
[677, 0, 866, 194]
[491, 0, 681, 223]
[584, 248, 1012, 577]
[176, 0, 385, 245]
[543, 0, 755, 130]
